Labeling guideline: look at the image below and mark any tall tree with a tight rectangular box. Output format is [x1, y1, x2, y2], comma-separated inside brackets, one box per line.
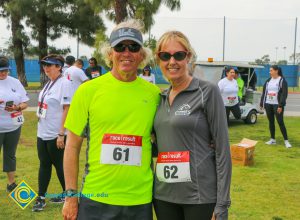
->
[87, 0, 181, 29]
[0, 0, 29, 86]
[24, 0, 105, 86]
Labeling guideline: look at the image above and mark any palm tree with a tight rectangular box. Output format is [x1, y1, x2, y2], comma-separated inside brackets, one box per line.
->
[87, 0, 181, 31]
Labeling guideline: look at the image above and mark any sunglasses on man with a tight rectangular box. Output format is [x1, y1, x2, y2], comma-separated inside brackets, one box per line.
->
[157, 51, 189, 61]
[113, 43, 141, 53]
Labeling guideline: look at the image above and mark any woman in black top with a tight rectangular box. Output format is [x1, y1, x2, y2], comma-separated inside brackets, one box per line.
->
[260, 65, 291, 148]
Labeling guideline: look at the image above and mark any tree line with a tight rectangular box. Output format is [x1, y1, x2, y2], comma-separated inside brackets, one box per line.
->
[0, 0, 181, 86]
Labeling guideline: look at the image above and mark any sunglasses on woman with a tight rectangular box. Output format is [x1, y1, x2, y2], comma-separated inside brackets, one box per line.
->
[113, 43, 141, 53]
[157, 51, 189, 61]
[42, 63, 55, 67]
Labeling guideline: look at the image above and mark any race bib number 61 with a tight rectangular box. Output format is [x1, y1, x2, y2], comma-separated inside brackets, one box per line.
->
[100, 134, 142, 166]
[156, 151, 191, 183]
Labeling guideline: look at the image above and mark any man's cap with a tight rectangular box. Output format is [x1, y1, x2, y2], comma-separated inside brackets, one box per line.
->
[65, 55, 75, 65]
[110, 27, 143, 47]
[39, 57, 64, 67]
[0, 56, 11, 71]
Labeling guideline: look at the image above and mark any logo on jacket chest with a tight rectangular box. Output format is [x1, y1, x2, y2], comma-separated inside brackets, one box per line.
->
[175, 104, 191, 116]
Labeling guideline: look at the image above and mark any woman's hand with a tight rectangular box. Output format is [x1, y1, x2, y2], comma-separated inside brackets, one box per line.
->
[277, 107, 282, 114]
[5, 104, 18, 112]
[57, 135, 65, 149]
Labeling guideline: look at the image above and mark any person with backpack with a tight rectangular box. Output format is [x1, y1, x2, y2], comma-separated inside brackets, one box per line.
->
[260, 65, 292, 148]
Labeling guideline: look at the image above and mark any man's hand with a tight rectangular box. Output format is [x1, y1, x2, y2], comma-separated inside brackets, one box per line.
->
[62, 197, 78, 220]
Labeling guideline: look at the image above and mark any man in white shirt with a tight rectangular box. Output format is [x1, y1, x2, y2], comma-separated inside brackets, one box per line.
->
[64, 59, 89, 95]
[62, 56, 75, 75]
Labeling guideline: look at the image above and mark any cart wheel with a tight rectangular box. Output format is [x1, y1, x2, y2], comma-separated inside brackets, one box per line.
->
[244, 110, 257, 124]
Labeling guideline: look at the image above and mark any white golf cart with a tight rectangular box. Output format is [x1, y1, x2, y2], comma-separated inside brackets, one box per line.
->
[193, 61, 264, 124]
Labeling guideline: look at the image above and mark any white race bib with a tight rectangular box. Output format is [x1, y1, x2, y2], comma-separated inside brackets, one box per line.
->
[100, 134, 142, 166]
[227, 96, 237, 105]
[156, 151, 191, 183]
[36, 102, 48, 118]
[91, 71, 100, 78]
[11, 111, 24, 126]
[266, 92, 278, 104]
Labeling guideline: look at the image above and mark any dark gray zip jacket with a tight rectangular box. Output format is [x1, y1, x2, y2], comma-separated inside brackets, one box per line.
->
[154, 77, 231, 220]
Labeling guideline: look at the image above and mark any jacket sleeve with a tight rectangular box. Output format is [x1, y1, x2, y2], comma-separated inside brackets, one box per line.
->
[260, 81, 267, 108]
[278, 78, 288, 107]
[205, 83, 232, 220]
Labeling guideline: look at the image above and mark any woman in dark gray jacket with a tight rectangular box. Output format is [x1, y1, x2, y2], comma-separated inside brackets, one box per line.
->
[260, 65, 291, 148]
[153, 31, 231, 220]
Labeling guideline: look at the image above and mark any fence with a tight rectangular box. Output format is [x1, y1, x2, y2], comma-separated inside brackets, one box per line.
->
[255, 65, 299, 87]
[7, 59, 300, 87]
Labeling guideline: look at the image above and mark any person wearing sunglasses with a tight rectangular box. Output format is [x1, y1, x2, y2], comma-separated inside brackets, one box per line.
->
[0, 56, 29, 193]
[85, 57, 103, 80]
[139, 65, 156, 84]
[32, 54, 73, 212]
[153, 31, 231, 220]
[62, 19, 160, 220]
[218, 66, 241, 124]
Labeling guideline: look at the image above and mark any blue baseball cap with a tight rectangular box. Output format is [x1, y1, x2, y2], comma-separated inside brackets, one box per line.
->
[39, 57, 64, 67]
[0, 56, 11, 71]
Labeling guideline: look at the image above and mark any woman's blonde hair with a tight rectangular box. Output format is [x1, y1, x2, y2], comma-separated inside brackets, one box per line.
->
[155, 31, 197, 73]
[101, 19, 152, 68]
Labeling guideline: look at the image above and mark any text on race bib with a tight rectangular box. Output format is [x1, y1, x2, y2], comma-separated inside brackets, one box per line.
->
[156, 151, 191, 183]
[36, 102, 48, 118]
[91, 71, 100, 78]
[100, 134, 142, 166]
[11, 111, 24, 126]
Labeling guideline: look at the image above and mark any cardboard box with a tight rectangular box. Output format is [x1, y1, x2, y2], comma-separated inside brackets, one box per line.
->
[231, 138, 258, 166]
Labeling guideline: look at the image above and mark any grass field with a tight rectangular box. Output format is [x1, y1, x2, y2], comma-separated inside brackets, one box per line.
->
[0, 113, 299, 220]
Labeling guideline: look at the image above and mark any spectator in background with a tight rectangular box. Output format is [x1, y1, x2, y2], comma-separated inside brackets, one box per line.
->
[260, 65, 292, 148]
[62, 55, 75, 75]
[234, 68, 244, 102]
[139, 65, 156, 84]
[218, 66, 241, 124]
[85, 57, 102, 80]
[0, 55, 29, 192]
[64, 59, 89, 95]
[32, 54, 73, 212]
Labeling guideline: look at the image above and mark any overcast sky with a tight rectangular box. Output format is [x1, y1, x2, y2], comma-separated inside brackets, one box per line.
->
[1, 0, 300, 62]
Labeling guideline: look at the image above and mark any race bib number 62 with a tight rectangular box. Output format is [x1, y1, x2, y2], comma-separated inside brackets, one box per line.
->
[156, 151, 191, 183]
[100, 134, 142, 166]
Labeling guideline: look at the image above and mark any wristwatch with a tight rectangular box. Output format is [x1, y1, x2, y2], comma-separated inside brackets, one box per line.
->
[65, 189, 78, 197]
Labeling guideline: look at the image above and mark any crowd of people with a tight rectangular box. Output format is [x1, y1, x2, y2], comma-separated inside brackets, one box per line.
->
[0, 18, 294, 220]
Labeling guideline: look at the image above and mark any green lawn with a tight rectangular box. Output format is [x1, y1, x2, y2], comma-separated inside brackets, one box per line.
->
[0, 113, 299, 220]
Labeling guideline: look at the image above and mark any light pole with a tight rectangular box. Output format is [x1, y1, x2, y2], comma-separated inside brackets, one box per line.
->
[283, 46, 287, 61]
[275, 47, 278, 62]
